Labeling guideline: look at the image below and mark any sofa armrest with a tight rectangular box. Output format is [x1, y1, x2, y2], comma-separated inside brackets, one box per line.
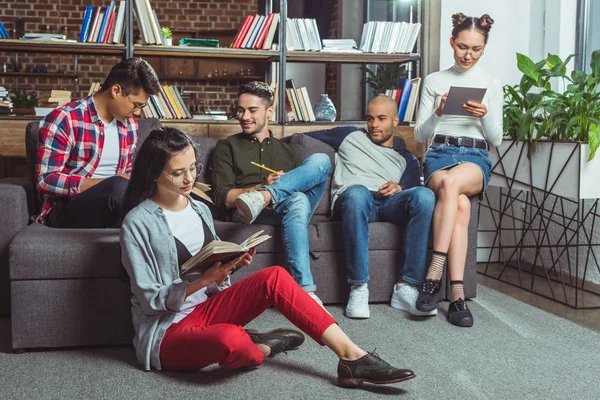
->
[0, 178, 34, 315]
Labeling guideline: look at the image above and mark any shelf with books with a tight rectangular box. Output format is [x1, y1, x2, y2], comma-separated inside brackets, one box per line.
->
[133, 45, 278, 60]
[285, 51, 420, 64]
[0, 39, 126, 55]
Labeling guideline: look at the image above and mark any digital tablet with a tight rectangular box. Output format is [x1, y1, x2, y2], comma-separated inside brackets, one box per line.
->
[442, 86, 487, 116]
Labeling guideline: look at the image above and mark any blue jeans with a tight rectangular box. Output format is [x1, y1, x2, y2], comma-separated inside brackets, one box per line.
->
[233, 153, 331, 292]
[332, 185, 435, 285]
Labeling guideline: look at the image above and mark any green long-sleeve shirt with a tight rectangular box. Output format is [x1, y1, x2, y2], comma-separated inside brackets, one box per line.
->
[211, 132, 302, 210]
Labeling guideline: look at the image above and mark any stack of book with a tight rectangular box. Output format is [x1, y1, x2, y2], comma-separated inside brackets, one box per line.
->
[284, 79, 315, 122]
[0, 21, 11, 39]
[285, 18, 322, 51]
[359, 21, 421, 54]
[38, 90, 71, 107]
[231, 13, 280, 49]
[133, 0, 164, 45]
[141, 85, 192, 120]
[0, 86, 12, 115]
[322, 39, 358, 52]
[79, 1, 127, 44]
[383, 77, 421, 122]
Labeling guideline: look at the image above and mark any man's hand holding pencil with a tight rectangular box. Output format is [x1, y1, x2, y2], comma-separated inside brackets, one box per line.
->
[251, 161, 285, 185]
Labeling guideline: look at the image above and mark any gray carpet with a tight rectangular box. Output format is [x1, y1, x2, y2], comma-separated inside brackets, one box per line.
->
[0, 284, 598, 400]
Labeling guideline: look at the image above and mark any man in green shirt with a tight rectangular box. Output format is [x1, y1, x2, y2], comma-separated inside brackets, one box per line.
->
[211, 81, 331, 305]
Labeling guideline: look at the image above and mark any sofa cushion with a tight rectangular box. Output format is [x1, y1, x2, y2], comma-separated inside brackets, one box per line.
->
[10, 224, 122, 280]
[287, 133, 336, 216]
[309, 221, 406, 252]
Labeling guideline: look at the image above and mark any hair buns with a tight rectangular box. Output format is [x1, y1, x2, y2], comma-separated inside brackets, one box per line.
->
[451, 13, 468, 27]
[479, 14, 494, 31]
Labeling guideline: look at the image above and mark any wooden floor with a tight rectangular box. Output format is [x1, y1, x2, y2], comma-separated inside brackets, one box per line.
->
[477, 266, 600, 332]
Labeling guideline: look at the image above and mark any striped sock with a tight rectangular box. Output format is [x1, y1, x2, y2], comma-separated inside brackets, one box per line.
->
[450, 280, 464, 302]
[425, 251, 447, 281]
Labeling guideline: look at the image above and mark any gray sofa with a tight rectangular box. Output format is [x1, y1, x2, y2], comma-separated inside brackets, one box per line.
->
[0, 119, 479, 351]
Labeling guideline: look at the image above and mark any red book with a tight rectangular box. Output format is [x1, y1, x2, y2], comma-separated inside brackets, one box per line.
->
[232, 15, 254, 48]
[103, 9, 116, 43]
[254, 13, 273, 49]
[395, 88, 402, 106]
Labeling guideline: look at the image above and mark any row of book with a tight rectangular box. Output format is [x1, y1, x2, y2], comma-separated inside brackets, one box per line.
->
[0, 21, 11, 39]
[231, 13, 280, 50]
[360, 21, 421, 54]
[284, 79, 315, 122]
[286, 18, 322, 52]
[79, 1, 126, 44]
[87, 82, 191, 119]
[382, 77, 421, 122]
[133, 0, 165, 45]
[142, 86, 192, 120]
[0, 86, 12, 115]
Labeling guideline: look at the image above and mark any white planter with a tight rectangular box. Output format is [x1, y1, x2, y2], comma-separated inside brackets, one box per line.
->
[489, 139, 600, 200]
[163, 38, 172, 46]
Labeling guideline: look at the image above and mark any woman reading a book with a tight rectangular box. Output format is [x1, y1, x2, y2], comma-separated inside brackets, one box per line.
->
[119, 127, 414, 387]
[414, 13, 503, 327]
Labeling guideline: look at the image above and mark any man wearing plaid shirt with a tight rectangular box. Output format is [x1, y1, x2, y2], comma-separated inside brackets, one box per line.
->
[34, 57, 161, 228]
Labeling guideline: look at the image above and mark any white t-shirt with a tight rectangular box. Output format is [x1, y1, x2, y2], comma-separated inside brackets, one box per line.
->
[162, 200, 207, 323]
[414, 64, 503, 147]
[92, 118, 120, 178]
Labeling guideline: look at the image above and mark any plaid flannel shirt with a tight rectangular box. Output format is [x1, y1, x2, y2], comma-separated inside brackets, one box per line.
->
[34, 96, 138, 224]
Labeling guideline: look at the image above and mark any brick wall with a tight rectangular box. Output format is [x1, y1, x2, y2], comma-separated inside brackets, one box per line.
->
[0, 0, 259, 114]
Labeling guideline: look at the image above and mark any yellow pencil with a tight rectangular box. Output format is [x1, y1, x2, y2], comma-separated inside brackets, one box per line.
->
[251, 161, 278, 174]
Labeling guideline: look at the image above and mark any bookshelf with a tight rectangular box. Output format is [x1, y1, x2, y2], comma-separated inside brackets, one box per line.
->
[0, 0, 422, 124]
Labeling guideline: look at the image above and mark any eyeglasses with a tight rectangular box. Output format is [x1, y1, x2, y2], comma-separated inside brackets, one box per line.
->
[126, 94, 148, 111]
[454, 46, 483, 59]
[162, 163, 202, 185]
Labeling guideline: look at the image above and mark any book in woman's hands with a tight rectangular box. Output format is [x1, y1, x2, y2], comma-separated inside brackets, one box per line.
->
[180, 230, 272, 274]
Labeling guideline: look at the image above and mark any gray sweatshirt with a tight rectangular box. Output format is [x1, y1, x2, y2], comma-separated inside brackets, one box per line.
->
[120, 197, 222, 371]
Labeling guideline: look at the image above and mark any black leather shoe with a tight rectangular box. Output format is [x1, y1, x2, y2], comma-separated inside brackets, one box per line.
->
[337, 351, 415, 387]
[416, 279, 441, 312]
[447, 298, 473, 327]
[246, 328, 305, 357]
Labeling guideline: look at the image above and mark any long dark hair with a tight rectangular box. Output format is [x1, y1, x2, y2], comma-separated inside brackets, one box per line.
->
[122, 127, 199, 216]
[451, 13, 495, 44]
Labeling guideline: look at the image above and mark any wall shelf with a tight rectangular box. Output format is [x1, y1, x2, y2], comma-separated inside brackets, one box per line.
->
[285, 51, 420, 64]
[0, 39, 126, 55]
[134, 45, 278, 60]
[0, 72, 79, 79]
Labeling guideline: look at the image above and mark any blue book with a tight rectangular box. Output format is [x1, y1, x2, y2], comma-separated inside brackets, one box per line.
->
[79, 5, 94, 42]
[0, 21, 10, 39]
[246, 15, 265, 49]
[397, 78, 413, 121]
[96, 1, 114, 43]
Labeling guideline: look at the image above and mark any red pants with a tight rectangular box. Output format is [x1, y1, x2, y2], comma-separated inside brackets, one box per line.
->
[159, 266, 337, 371]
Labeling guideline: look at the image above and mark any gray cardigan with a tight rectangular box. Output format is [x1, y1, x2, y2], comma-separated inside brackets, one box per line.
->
[120, 197, 222, 371]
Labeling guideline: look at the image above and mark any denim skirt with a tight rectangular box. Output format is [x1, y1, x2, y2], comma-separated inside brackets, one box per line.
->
[423, 142, 493, 191]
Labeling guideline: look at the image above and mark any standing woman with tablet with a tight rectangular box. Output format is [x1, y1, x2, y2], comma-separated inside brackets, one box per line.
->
[413, 13, 503, 327]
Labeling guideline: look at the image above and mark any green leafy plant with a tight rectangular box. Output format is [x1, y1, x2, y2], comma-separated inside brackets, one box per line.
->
[9, 90, 38, 108]
[360, 64, 407, 97]
[504, 50, 600, 160]
[161, 27, 172, 39]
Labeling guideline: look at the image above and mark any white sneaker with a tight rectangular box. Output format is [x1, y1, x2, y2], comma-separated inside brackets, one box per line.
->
[308, 292, 331, 315]
[235, 191, 265, 224]
[391, 283, 437, 317]
[345, 284, 370, 319]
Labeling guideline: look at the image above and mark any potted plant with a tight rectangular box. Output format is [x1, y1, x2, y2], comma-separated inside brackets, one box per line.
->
[360, 64, 407, 97]
[491, 50, 600, 199]
[9, 90, 38, 115]
[161, 27, 173, 46]
[480, 50, 600, 309]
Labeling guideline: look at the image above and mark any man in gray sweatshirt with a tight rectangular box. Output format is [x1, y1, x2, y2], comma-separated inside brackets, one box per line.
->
[305, 95, 436, 319]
